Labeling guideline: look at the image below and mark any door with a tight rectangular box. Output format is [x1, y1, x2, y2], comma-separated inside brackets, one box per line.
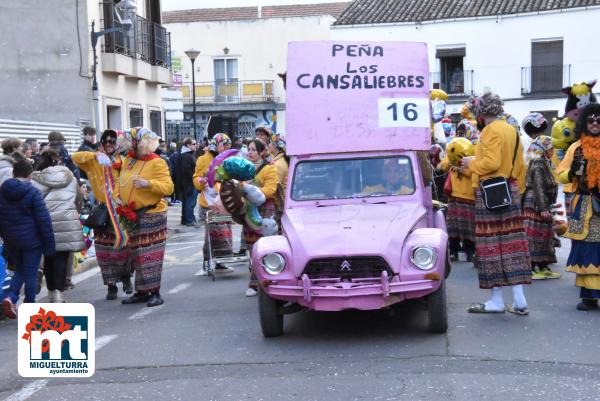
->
[214, 58, 239, 102]
[531, 40, 563, 93]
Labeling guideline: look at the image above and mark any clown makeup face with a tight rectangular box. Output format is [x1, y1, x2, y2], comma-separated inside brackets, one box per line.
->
[586, 115, 600, 136]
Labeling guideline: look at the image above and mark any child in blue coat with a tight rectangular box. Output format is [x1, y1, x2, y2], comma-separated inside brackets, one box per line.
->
[0, 157, 55, 318]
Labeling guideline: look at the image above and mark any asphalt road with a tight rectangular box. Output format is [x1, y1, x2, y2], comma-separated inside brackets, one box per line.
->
[0, 205, 599, 401]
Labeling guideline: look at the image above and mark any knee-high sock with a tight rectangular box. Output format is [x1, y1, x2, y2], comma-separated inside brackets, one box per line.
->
[484, 287, 504, 311]
[512, 284, 527, 309]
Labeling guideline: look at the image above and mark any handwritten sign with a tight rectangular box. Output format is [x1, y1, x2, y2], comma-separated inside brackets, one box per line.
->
[286, 41, 430, 155]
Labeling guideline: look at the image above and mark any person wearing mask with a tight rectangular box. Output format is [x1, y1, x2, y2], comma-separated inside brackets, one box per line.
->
[193, 134, 234, 270]
[0, 158, 55, 317]
[115, 127, 173, 307]
[72, 129, 133, 299]
[461, 93, 531, 315]
[48, 131, 80, 181]
[178, 137, 198, 225]
[31, 149, 85, 303]
[243, 139, 279, 297]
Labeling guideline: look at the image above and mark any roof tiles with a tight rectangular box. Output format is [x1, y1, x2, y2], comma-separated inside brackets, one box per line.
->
[334, 0, 600, 25]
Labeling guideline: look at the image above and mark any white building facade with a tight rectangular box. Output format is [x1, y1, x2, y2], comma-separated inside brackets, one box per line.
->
[163, 3, 350, 140]
[332, 2, 600, 131]
[90, 0, 171, 136]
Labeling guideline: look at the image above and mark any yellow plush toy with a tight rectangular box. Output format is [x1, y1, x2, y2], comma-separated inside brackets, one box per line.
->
[430, 88, 448, 101]
[446, 137, 474, 165]
[550, 117, 577, 161]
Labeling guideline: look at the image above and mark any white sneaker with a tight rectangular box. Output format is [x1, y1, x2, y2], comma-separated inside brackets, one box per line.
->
[245, 288, 258, 297]
[55, 291, 66, 303]
[48, 290, 56, 303]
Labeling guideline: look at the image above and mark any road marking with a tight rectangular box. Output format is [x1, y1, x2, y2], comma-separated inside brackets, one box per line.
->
[128, 305, 164, 320]
[167, 283, 192, 294]
[167, 244, 199, 253]
[96, 334, 118, 351]
[166, 240, 204, 246]
[4, 380, 48, 401]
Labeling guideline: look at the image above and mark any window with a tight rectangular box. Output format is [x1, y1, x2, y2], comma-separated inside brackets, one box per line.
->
[436, 48, 465, 95]
[214, 58, 239, 102]
[150, 110, 162, 136]
[292, 156, 415, 201]
[130, 108, 143, 127]
[531, 40, 563, 93]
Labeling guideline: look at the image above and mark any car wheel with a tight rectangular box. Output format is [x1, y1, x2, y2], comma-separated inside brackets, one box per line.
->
[258, 287, 284, 337]
[427, 280, 448, 333]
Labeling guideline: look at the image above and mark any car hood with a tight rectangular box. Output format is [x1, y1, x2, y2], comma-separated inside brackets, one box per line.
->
[282, 202, 427, 269]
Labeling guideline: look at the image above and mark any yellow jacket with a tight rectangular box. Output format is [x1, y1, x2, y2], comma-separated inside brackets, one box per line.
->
[272, 153, 288, 194]
[438, 156, 475, 200]
[555, 140, 580, 190]
[114, 156, 173, 213]
[72, 151, 120, 204]
[254, 163, 279, 199]
[469, 119, 526, 193]
[192, 152, 214, 208]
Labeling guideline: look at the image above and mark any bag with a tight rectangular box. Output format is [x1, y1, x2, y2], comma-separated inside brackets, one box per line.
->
[84, 203, 110, 230]
[443, 173, 452, 197]
[480, 176, 512, 210]
[479, 129, 520, 211]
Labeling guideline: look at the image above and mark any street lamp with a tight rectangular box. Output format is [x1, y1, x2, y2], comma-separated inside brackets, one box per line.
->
[91, 0, 137, 135]
[185, 48, 200, 141]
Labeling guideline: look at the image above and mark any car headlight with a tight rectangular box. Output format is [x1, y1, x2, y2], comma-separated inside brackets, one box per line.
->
[410, 246, 437, 270]
[262, 253, 286, 275]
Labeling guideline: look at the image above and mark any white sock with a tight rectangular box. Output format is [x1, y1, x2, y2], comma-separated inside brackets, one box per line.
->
[483, 287, 504, 311]
[512, 284, 527, 309]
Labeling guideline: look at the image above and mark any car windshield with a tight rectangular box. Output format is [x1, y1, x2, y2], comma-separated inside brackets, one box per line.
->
[291, 156, 416, 201]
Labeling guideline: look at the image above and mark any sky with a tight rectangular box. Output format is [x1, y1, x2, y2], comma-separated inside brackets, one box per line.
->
[162, 0, 346, 11]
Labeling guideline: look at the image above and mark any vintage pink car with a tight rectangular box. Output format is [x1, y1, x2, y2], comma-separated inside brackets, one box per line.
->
[252, 41, 448, 337]
[252, 151, 449, 337]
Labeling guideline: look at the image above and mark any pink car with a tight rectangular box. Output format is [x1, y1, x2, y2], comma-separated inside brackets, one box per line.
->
[252, 150, 449, 337]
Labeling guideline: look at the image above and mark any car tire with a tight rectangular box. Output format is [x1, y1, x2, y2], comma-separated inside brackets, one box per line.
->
[427, 280, 448, 333]
[258, 287, 284, 337]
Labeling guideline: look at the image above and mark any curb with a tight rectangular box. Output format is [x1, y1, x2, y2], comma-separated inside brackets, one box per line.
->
[73, 256, 98, 275]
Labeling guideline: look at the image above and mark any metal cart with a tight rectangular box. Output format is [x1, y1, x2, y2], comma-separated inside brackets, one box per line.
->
[203, 210, 250, 281]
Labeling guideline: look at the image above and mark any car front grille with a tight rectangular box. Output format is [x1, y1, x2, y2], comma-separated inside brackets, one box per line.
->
[302, 257, 392, 281]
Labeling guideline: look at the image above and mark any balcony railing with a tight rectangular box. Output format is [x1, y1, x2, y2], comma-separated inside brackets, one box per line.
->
[181, 80, 276, 104]
[521, 65, 570, 95]
[101, 1, 171, 69]
[430, 70, 474, 96]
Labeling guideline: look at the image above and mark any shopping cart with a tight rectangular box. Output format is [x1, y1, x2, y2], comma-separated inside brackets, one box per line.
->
[203, 210, 250, 281]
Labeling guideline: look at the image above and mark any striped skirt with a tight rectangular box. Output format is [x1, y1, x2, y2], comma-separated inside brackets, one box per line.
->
[522, 191, 557, 266]
[95, 227, 132, 286]
[95, 212, 167, 292]
[446, 196, 475, 243]
[474, 180, 531, 289]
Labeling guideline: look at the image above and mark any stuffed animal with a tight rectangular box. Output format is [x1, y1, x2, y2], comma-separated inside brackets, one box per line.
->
[551, 117, 577, 161]
[562, 80, 597, 120]
[446, 137, 474, 166]
[430, 89, 448, 145]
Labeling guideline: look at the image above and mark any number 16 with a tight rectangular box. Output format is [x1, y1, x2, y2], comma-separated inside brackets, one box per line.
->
[386, 102, 418, 122]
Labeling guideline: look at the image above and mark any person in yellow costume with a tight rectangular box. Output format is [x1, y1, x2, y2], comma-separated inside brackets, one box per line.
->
[193, 134, 234, 272]
[556, 103, 600, 311]
[363, 159, 414, 196]
[113, 127, 173, 308]
[72, 129, 133, 300]
[437, 137, 476, 263]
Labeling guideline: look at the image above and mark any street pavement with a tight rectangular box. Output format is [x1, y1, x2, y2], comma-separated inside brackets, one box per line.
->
[0, 204, 599, 401]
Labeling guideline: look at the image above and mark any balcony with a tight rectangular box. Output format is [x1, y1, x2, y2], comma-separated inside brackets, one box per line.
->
[521, 65, 571, 95]
[181, 80, 276, 105]
[429, 70, 474, 97]
[100, 1, 171, 84]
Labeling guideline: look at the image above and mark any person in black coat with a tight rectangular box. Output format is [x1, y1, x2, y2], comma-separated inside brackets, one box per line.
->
[47, 131, 80, 181]
[0, 158, 55, 317]
[178, 137, 199, 225]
